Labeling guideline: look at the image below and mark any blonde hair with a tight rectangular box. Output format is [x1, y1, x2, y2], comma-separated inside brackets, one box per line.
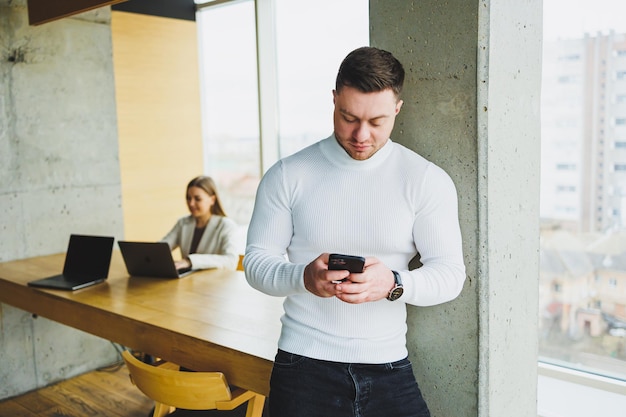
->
[187, 176, 227, 216]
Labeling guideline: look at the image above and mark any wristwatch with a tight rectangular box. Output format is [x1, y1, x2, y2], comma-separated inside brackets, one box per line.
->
[387, 270, 404, 301]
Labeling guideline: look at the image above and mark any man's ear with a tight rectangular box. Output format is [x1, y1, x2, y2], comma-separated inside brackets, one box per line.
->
[332, 89, 337, 105]
[395, 99, 404, 114]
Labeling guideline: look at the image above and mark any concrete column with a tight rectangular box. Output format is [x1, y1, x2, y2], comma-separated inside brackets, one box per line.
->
[371, 0, 542, 416]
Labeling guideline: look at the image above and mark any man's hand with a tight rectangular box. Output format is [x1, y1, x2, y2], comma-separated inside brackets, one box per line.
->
[303, 253, 348, 297]
[303, 253, 395, 303]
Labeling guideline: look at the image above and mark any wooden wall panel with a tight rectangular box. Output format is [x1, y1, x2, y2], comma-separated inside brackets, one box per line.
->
[112, 11, 204, 242]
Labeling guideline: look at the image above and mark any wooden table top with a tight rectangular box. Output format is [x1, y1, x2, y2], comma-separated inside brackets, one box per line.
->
[0, 251, 284, 396]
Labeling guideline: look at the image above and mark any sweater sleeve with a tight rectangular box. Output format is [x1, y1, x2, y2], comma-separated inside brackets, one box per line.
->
[244, 161, 308, 296]
[401, 164, 466, 306]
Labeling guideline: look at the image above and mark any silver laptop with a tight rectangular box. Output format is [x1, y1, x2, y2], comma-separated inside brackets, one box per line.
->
[118, 241, 193, 278]
[28, 234, 115, 291]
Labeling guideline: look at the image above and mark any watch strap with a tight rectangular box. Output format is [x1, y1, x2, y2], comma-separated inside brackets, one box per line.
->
[387, 270, 404, 301]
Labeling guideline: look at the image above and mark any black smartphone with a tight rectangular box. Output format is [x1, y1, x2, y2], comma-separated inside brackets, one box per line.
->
[328, 253, 365, 273]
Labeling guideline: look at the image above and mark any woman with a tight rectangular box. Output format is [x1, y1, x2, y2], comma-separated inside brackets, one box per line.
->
[161, 176, 239, 271]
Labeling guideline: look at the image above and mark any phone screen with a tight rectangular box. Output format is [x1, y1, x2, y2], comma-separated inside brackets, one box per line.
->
[328, 253, 365, 273]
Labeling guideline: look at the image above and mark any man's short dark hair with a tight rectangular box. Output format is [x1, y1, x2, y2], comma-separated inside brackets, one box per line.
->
[335, 46, 405, 98]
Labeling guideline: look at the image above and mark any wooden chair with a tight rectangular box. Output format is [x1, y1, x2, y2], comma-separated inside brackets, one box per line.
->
[121, 350, 265, 417]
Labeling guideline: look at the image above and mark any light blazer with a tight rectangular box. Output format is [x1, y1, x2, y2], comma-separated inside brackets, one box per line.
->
[161, 215, 240, 270]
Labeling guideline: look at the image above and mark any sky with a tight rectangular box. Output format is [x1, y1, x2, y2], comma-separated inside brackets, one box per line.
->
[544, 0, 626, 40]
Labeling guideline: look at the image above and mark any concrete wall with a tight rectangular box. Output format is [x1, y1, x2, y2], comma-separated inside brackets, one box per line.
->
[0, 1, 122, 399]
[371, 0, 542, 416]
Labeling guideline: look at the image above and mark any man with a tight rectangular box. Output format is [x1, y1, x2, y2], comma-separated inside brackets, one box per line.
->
[244, 46, 466, 417]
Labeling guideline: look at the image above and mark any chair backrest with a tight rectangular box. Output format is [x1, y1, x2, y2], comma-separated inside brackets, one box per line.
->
[237, 254, 244, 271]
[121, 350, 232, 410]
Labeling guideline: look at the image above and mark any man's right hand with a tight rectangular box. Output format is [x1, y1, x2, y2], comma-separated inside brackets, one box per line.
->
[303, 253, 349, 297]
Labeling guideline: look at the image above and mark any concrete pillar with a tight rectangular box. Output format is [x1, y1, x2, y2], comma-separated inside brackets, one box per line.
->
[371, 0, 542, 416]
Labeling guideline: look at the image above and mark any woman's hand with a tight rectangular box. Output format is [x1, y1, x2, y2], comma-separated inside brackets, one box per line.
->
[174, 258, 192, 270]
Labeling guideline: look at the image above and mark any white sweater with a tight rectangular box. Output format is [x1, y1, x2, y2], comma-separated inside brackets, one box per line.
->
[244, 135, 466, 363]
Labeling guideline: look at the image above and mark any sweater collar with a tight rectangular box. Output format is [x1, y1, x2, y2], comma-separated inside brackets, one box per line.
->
[319, 134, 393, 170]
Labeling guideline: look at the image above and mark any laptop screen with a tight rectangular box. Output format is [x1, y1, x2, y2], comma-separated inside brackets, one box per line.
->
[63, 234, 115, 280]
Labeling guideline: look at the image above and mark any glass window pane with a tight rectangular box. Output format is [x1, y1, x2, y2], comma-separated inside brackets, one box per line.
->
[541, 0, 626, 382]
[197, 1, 260, 226]
[275, 0, 369, 157]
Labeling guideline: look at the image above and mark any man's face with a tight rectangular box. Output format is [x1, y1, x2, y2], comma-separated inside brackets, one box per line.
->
[333, 85, 403, 160]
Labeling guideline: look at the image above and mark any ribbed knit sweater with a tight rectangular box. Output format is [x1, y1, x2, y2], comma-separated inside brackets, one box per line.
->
[244, 135, 466, 363]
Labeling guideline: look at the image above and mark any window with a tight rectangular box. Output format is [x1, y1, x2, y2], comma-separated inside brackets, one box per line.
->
[541, 0, 626, 415]
[196, 1, 260, 230]
[556, 185, 576, 192]
[274, 0, 368, 158]
[195, 0, 368, 229]
[558, 75, 582, 83]
[559, 53, 581, 61]
[556, 163, 577, 170]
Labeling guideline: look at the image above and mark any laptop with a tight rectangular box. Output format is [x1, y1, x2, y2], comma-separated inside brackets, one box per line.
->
[28, 234, 115, 291]
[118, 241, 193, 278]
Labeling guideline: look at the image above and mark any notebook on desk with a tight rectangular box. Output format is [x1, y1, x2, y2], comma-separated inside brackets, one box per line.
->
[118, 241, 193, 278]
[28, 234, 115, 291]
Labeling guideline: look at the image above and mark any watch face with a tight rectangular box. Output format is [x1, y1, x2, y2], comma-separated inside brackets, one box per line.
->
[388, 286, 404, 301]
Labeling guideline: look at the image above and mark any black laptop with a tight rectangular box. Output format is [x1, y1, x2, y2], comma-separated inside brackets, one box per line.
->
[118, 241, 193, 278]
[28, 234, 115, 291]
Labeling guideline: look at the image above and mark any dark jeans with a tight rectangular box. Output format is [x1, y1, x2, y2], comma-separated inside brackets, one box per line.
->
[269, 349, 431, 417]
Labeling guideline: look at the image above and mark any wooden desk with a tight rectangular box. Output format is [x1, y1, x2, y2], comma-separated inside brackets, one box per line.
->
[0, 251, 284, 396]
